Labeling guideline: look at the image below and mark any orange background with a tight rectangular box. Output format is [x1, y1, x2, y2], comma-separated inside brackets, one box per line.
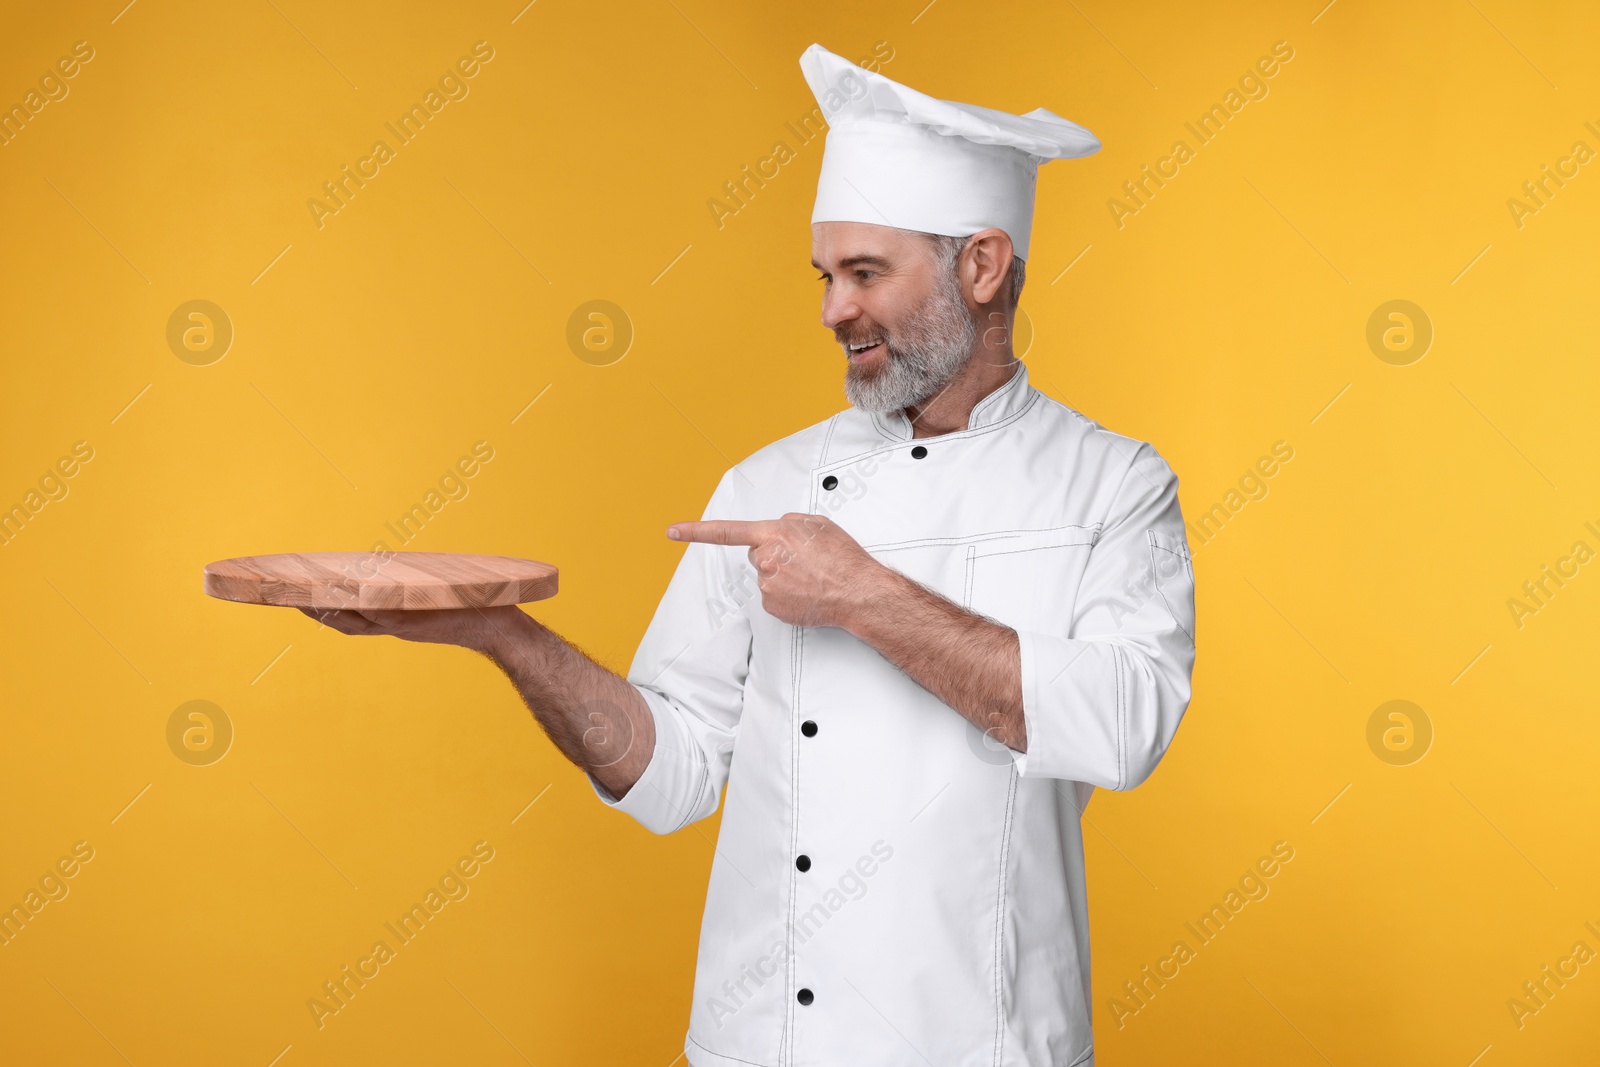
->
[2, 1, 1597, 1063]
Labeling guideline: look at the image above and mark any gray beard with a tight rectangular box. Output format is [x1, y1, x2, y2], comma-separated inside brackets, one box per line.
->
[842, 271, 978, 416]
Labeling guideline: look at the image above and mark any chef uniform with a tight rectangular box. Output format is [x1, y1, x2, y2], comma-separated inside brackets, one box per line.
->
[588, 44, 1196, 1067]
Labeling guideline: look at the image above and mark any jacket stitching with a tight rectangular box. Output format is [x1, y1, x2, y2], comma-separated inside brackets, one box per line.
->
[969, 528, 1101, 559]
[677, 757, 709, 835]
[1115, 648, 1126, 791]
[870, 364, 1029, 443]
[779, 474, 828, 1065]
[970, 362, 1026, 423]
[870, 412, 897, 444]
[817, 413, 841, 468]
[865, 522, 1101, 555]
[688, 1032, 772, 1067]
[1124, 651, 1131, 789]
[992, 765, 1019, 1065]
[1121, 648, 1130, 791]
[969, 541, 1095, 563]
[856, 388, 1039, 456]
[644, 706, 712, 835]
[781, 618, 803, 1066]
[1147, 531, 1195, 644]
[1094, 446, 1148, 539]
[963, 544, 976, 609]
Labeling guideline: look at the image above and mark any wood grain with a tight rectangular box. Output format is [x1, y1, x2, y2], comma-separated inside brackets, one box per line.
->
[203, 552, 558, 610]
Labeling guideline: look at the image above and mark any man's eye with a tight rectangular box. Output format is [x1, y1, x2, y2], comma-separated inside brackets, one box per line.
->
[856, 270, 875, 280]
[816, 272, 829, 283]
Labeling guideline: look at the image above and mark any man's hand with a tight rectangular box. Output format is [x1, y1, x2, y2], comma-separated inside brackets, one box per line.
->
[667, 513, 887, 630]
[299, 604, 521, 653]
[671, 512, 1026, 751]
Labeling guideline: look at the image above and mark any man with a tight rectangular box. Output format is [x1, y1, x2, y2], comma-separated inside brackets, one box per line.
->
[310, 44, 1196, 1067]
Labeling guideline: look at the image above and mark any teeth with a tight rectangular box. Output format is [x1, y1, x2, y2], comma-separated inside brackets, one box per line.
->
[848, 340, 882, 351]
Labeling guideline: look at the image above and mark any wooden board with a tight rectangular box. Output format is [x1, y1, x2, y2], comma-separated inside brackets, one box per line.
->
[204, 552, 558, 611]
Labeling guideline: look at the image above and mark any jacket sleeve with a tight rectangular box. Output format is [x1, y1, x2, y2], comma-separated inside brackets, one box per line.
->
[1008, 443, 1196, 789]
[585, 469, 754, 833]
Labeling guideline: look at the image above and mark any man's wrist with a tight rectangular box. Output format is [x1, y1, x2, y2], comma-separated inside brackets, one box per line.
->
[469, 605, 537, 660]
[841, 564, 914, 642]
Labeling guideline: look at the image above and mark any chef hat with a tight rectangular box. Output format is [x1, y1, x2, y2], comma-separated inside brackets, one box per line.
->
[799, 43, 1100, 261]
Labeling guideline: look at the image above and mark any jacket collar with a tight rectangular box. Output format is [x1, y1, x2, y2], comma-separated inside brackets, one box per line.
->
[869, 359, 1033, 442]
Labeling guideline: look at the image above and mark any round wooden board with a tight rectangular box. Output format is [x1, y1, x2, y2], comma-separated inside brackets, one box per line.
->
[203, 552, 558, 611]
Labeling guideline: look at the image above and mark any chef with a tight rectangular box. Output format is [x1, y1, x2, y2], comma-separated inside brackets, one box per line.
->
[308, 42, 1195, 1067]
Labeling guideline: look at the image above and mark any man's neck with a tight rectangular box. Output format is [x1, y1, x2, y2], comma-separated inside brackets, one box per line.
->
[903, 348, 1019, 439]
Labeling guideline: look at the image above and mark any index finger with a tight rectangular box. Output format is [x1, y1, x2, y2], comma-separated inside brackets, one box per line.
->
[667, 519, 770, 546]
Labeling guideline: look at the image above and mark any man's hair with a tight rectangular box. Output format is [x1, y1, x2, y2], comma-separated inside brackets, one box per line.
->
[925, 233, 1026, 311]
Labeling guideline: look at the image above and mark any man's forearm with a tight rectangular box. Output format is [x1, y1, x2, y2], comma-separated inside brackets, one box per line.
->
[474, 607, 656, 800]
[843, 567, 1026, 751]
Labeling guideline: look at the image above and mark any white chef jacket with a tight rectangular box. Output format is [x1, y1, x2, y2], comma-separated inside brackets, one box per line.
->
[589, 359, 1195, 1067]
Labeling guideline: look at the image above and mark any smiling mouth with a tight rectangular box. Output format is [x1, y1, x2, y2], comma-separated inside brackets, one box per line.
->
[845, 338, 884, 362]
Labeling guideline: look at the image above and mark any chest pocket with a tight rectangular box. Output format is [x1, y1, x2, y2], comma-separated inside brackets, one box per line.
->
[962, 524, 1100, 636]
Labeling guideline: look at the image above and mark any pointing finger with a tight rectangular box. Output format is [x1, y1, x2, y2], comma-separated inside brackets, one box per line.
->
[667, 519, 769, 546]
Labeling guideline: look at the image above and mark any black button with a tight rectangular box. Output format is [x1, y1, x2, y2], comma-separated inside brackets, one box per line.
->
[796, 855, 811, 872]
[911, 445, 928, 459]
[822, 475, 838, 490]
[797, 988, 814, 1006]
[801, 720, 817, 737]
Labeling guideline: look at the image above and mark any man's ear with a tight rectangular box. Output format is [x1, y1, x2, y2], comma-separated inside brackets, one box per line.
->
[961, 228, 1016, 305]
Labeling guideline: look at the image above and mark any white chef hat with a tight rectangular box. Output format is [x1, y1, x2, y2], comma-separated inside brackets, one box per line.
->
[799, 43, 1100, 261]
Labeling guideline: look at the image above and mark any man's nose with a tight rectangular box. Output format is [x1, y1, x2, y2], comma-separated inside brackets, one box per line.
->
[820, 287, 860, 331]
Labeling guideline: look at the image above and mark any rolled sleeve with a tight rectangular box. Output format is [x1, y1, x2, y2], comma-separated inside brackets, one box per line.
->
[584, 687, 706, 826]
[588, 469, 755, 834]
[1008, 445, 1196, 789]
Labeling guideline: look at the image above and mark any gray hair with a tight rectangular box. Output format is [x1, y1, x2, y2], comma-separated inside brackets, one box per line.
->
[925, 233, 1026, 311]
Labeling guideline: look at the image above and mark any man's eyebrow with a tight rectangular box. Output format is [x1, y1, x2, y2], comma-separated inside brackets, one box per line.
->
[810, 254, 894, 271]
